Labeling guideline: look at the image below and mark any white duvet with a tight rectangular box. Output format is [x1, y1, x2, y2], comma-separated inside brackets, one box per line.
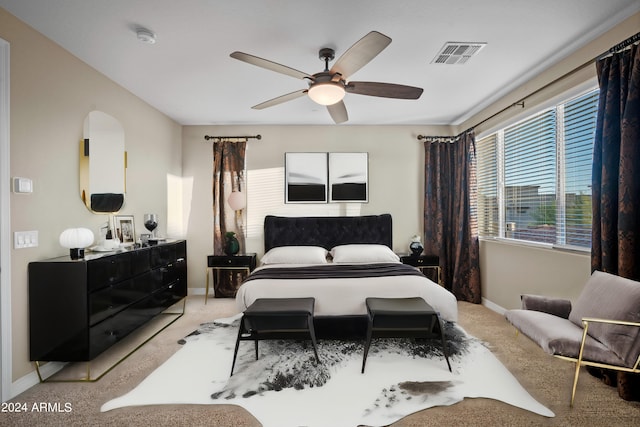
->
[235, 263, 458, 322]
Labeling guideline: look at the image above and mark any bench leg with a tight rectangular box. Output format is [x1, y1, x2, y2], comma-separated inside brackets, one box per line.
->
[437, 315, 452, 372]
[361, 315, 374, 373]
[307, 314, 320, 363]
[230, 319, 245, 376]
[254, 338, 259, 360]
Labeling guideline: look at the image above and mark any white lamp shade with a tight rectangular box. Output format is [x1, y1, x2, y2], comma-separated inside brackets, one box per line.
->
[227, 191, 247, 211]
[59, 228, 94, 249]
[308, 82, 345, 106]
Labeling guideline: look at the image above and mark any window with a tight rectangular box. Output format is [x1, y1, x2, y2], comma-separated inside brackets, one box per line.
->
[477, 88, 598, 249]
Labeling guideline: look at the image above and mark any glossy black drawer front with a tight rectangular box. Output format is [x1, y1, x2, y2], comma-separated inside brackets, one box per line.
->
[89, 278, 144, 326]
[130, 248, 151, 276]
[89, 283, 183, 359]
[150, 245, 176, 268]
[400, 255, 439, 267]
[208, 254, 256, 269]
[29, 240, 187, 362]
[87, 252, 133, 291]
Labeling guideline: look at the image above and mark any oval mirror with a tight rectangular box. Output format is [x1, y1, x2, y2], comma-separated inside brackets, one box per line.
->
[79, 111, 126, 213]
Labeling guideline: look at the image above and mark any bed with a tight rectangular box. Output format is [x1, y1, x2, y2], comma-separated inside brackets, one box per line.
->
[235, 214, 458, 336]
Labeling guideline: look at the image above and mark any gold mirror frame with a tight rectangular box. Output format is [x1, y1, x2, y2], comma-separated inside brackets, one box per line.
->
[80, 111, 127, 213]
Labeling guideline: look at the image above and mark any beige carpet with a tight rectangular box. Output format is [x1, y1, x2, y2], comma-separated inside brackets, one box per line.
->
[3, 296, 639, 426]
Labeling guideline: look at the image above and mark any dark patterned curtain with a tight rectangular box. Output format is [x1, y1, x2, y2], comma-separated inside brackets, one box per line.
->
[591, 41, 640, 402]
[212, 140, 246, 296]
[592, 43, 640, 280]
[423, 130, 481, 303]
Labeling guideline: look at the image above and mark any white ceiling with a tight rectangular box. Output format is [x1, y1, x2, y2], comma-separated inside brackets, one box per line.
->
[1, 0, 638, 126]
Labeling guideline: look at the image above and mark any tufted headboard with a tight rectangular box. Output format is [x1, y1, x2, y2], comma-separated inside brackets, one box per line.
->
[263, 214, 393, 252]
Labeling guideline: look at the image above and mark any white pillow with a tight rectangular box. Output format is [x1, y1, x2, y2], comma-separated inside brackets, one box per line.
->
[330, 244, 400, 264]
[260, 246, 328, 265]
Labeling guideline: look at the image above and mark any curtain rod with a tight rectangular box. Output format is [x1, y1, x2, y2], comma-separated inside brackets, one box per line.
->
[204, 134, 262, 142]
[445, 30, 640, 135]
[597, 31, 640, 60]
[416, 127, 475, 142]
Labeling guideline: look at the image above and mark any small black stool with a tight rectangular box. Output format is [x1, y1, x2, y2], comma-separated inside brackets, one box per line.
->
[231, 297, 320, 376]
[362, 297, 451, 373]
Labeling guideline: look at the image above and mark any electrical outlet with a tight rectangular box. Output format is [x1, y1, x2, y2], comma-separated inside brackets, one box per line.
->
[14, 230, 38, 249]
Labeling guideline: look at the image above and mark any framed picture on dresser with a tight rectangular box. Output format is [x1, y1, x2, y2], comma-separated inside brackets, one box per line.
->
[114, 215, 136, 245]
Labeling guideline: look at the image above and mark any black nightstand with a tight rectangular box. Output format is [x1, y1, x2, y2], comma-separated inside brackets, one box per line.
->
[206, 253, 257, 301]
[399, 254, 442, 285]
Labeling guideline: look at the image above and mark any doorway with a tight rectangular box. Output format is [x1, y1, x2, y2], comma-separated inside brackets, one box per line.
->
[0, 37, 11, 402]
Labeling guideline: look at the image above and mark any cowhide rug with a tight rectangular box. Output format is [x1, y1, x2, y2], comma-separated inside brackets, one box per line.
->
[101, 315, 554, 426]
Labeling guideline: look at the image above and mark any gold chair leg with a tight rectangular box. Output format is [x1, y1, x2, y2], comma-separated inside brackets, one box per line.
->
[571, 360, 581, 407]
[571, 322, 590, 407]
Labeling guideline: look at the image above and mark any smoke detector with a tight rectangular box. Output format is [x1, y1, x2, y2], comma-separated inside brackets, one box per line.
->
[136, 28, 156, 44]
[431, 42, 486, 64]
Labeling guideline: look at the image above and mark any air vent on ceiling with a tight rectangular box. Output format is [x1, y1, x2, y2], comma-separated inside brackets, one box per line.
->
[431, 42, 486, 65]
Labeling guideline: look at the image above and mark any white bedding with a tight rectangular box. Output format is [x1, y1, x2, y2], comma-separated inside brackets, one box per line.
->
[235, 263, 458, 323]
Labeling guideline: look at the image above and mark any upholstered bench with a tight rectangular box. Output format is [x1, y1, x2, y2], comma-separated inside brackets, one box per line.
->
[230, 297, 320, 376]
[362, 297, 451, 373]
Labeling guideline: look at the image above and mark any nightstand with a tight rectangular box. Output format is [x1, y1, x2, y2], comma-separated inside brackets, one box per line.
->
[205, 253, 257, 302]
[399, 254, 442, 285]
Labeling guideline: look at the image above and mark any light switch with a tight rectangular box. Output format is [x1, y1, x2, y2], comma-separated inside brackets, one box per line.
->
[14, 230, 38, 249]
[13, 177, 33, 193]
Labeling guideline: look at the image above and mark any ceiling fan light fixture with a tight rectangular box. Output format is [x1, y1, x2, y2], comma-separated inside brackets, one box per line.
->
[308, 82, 345, 106]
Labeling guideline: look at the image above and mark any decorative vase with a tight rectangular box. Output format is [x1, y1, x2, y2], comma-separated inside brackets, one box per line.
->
[224, 232, 240, 255]
[409, 234, 423, 256]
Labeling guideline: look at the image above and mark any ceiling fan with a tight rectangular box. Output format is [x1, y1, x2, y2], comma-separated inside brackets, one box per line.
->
[230, 31, 424, 124]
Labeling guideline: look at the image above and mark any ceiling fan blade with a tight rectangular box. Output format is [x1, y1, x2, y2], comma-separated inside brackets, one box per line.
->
[346, 81, 423, 99]
[230, 51, 312, 80]
[327, 101, 348, 124]
[330, 31, 391, 79]
[251, 90, 307, 110]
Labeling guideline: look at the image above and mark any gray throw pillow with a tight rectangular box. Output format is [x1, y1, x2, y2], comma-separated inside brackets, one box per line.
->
[568, 271, 640, 367]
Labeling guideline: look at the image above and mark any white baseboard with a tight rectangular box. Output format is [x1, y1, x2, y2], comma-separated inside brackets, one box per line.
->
[482, 297, 506, 315]
[188, 287, 205, 296]
[11, 362, 66, 399]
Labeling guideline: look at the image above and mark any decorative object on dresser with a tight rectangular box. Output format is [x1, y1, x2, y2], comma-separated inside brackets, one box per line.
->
[206, 253, 257, 301]
[399, 253, 441, 285]
[143, 213, 158, 238]
[114, 214, 135, 245]
[59, 228, 94, 260]
[28, 240, 187, 381]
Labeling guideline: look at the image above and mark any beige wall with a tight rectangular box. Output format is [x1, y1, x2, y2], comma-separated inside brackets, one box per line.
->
[479, 240, 591, 310]
[1, 9, 182, 381]
[181, 124, 451, 292]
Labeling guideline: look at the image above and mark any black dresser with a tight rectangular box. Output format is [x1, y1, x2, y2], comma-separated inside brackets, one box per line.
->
[28, 240, 187, 363]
